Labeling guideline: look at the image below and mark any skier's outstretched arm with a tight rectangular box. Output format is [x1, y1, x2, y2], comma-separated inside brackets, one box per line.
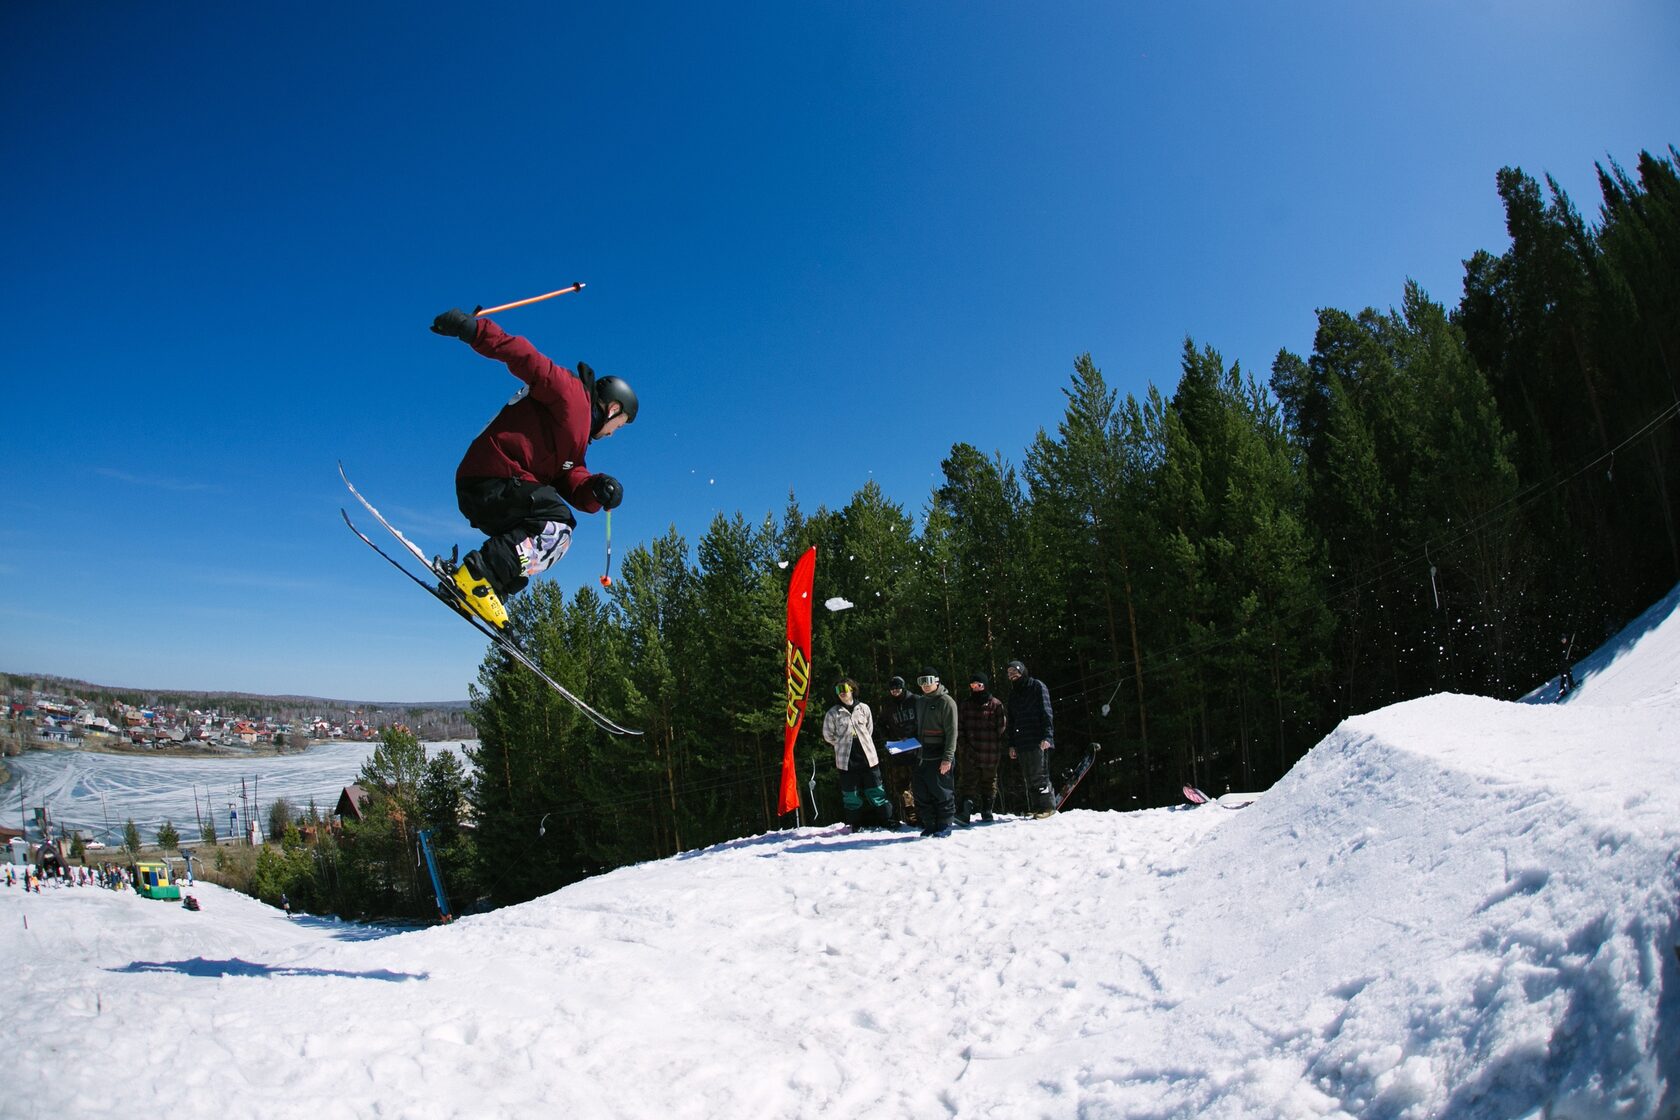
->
[430, 309, 575, 405]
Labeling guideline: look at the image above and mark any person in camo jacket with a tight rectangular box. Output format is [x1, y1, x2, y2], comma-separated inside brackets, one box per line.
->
[955, 671, 1008, 825]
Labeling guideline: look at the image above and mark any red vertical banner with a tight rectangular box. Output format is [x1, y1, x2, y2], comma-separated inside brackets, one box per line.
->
[779, 546, 817, 817]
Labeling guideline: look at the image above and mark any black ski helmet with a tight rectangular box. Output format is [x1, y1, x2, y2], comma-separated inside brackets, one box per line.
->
[595, 375, 638, 424]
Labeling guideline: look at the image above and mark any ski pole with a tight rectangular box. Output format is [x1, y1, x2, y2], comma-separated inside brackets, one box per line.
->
[599, 509, 614, 588]
[807, 755, 819, 822]
[474, 282, 587, 318]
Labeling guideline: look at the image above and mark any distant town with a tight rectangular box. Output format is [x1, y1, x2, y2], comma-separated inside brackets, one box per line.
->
[16, 694, 375, 750]
[1, 671, 476, 759]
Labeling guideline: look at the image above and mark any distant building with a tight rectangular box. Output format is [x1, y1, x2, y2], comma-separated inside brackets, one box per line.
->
[336, 784, 371, 823]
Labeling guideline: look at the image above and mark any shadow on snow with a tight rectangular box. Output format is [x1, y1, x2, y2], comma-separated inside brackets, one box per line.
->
[109, 957, 426, 982]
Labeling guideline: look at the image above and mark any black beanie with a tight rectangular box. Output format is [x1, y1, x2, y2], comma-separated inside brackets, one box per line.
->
[920, 666, 939, 682]
[888, 676, 905, 690]
[971, 672, 990, 689]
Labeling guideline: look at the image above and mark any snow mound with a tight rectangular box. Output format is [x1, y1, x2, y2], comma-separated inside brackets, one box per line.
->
[1542, 579, 1680, 709]
[1155, 693, 1678, 1117]
[3, 586, 1678, 1118]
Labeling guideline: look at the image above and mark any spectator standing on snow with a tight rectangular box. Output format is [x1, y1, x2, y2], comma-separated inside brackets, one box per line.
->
[820, 678, 894, 829]
[956, 672, 1008, 825]
[1006, 659, 1057, 817]
[912, 667, 960, 837]
[878, 676, 921, 826]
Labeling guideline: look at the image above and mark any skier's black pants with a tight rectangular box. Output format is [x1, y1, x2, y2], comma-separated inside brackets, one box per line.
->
[838, 752, 892, 828]
[457, 476, 577, 597]
[956, 756, 1000, 814]
[1017, 743, 1055, 811]
[912, 755, 955, 830]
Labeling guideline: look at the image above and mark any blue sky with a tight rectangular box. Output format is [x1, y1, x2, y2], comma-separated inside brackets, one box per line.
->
[3, 2, 1675, 701]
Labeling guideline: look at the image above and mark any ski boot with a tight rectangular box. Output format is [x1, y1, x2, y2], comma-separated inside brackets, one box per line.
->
[438, 549, 508, 630]
[981, 794, 995, 823]
[900, 794, 919, 829]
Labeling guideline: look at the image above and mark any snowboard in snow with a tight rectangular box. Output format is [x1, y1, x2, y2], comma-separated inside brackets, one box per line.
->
[1054, 744, 1099, 810]
[338, 463, 642, 737]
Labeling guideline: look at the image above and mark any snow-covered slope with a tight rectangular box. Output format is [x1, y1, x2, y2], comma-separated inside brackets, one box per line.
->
[1549, 580, 1680, 710]
[4, 587, 1677, 1119]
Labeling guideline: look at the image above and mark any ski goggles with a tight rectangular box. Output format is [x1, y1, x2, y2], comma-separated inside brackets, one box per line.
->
[834, 684, 853, 697]
[916, 675, 939, 688]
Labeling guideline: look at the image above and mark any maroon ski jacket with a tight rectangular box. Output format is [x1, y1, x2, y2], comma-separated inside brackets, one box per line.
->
[454, 318, 604, 514]
[957, 693, 1008, 768]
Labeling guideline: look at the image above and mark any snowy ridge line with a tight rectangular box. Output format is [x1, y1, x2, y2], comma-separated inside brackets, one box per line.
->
[1529, 579, 1680, 708]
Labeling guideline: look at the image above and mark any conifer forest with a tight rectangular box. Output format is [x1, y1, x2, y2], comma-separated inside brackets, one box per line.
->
[464, 149, 1680, 907]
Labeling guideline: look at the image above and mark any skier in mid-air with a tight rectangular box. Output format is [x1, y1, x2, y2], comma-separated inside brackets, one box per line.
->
[428, 307, 638, 628]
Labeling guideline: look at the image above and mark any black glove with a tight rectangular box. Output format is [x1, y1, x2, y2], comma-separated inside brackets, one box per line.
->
[430, 308, 478, 343]
[591, 474, 623, 511]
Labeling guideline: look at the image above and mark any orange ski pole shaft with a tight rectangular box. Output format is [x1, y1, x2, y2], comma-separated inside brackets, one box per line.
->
[474, 281, 586, 318]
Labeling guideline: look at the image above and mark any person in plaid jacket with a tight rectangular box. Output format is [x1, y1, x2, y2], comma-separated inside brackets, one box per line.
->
[956, 672, 1008, 824]
[820, 677, 893, 829]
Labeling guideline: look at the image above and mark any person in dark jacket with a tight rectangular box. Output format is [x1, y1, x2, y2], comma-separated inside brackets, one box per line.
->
[878, 676, 922, 825]
[912, 667, 960, 836]
[430, 308, 638, 629]
[956, 672, 1008, 824]
[1005, 659, 1057, 817]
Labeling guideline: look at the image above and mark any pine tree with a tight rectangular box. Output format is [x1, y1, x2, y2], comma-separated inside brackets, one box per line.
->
[337, 725, 432, 916]
[1388, 281, 1523, 693]
[420, 750, 467, 834]
[1024, 354, 1160, 802]
[614, 528, 695, 856]
[933, 444, 1027, 676]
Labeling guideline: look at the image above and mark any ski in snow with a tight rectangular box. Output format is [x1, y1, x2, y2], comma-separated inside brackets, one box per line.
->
[338, 463, 642, 737]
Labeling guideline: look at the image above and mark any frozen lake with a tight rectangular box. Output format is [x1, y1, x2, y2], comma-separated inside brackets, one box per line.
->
[2, 740, 476, 844]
